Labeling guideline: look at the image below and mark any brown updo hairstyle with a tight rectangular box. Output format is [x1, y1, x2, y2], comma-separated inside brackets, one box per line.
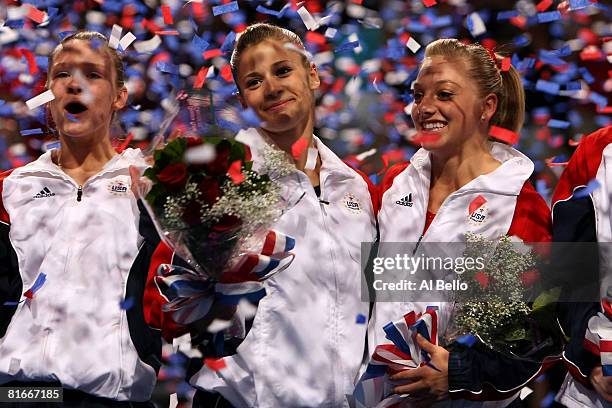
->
[229, 23, 310, 87]
[423, 39, 525, 134]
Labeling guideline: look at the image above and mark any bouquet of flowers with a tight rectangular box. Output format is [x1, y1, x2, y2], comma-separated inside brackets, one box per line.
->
[446, 233, 563, 360]
[142, 89, 299, 325]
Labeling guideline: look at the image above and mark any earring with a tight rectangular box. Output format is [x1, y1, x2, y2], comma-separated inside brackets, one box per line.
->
[481, 115, 486, 121]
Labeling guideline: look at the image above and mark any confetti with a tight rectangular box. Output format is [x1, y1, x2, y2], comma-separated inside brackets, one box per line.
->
[536, 0, 553, 12]
[536, 11, 561, 23]
[535, 80, 560, 95]
[547, 119, 570, 129]
[20, 128, 44, 136]
[204, 357, 227, 371]
[356, 313, 367, 324]
[500, 57, 511, 71]
[467, 12, 486, 37]
[27, 5, 46, 24]
[120, 297, 134, 310]
[118, 32, 136, 51]
[335, 41, 360, 54]
[574, 179, 601, 199]
[133, 36, 162, 54]
[212, 1, 239, 16]
[456, 334, 477, 347]
[161, 5, 173, 25]
[193, 66, 210, 89]
[23, 272, 47, 299]
[406, 36, 421, 53]
[297, 6, 319, 31]
[305, 147, 318, 171]
[25, 90, 55, 110]
[108, 24, 122, 50]
[291, 138, 309, 160]
[192, 34, 210, 54]
[422, 0, 437, 7]
[497, 10, 520, 20]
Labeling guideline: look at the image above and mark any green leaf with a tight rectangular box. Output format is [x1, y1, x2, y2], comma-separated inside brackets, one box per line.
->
[504, 327, 527, 342]
[532, 287, 561, 312]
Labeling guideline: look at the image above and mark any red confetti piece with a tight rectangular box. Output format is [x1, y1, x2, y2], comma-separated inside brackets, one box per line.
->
[154, 30, 180, 36]
[500, 57, 511, 72]
[489, 126, 519, 145]
[536, 0, 553, 12]
[305, 31, 327, 46]
[291, 138, 309, 160]
[220, 65, 233, 82]
[411, 131, 441, 144]
[331, 78, 346, 95]
[351, 0, 363, 3]
[474, 271, 490, 289]
[24, 290, 34, 299]
[203, 49, 223, 60]
[192, 2, 206, 19]
[422, 0, 437, 7]
[468, 195, 487, 215]
[116, 133, 134, 153]
[227, 160, 244, 184]
[580, 47, 604, 61]
[27, 5, 46, 24]
[19, 48, 39, 75]
[596, 106, 612, 114]
[568, 137, 583, 147]
[204, 358, 227, 371]
[193, 66, 209, 89]
[161, 5, 173, 25]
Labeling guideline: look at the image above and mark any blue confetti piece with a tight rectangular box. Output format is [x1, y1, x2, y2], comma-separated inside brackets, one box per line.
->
[20, 128, 44, 136]
[355, 313, 367, 324]
[58, 31, 76, 41]
[554, 45, 572, 57]
[537, 11, 561, 23]
[334, 41, 360, 54]
[212, 1, 239, 16]
[496, 10, 520, 20]
[256, 5, 281, 17]
[541, 391, 555, 407]
[569, 0, 594, 10]
[566, 82, 582, 91]
[547, 119, 570, 129]
[536, 80, 560, 95]
[66, 114, 79, 122]
[120, 297, 135, 310]
[456, 334, 477, 348]
[220, 31, 236, 53]
[595, 116, 611, 128]
[574, 180, 601, 199]
[239, 107, 261, 128]
[44, 141, 61, 151]
[156, 61, 178, 75]
[0, 100, 5, 107]
[431, 15, 452, 28]
[3, 301, 21, 306]
[27, 272, 47, 295]
[589, 92, 608, 110]
[513, 34, 530, 48]
[192, 34, 209, 54]
[579, 67, 595, 84]
[536, 179, 549, 197]
[603, 365, 612, 377]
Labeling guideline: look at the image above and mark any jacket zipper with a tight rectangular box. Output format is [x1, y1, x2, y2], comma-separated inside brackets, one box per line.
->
[76, 185, 83, 202]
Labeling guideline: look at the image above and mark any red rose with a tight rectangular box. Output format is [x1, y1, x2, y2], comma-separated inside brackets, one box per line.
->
[157, 162, 188, 192]
[198, 178, 221, 206]
[186, 136, 204, 147]
[212, 214, 241, 233]
[181, 199, 202, 226]
[204, 141, 231, 176]
[520, 269, 540, 288]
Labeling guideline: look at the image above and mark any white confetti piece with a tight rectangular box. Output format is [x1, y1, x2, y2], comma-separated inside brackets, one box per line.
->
[185, 143, 216, 164]
[207, 318, 232, 333]
[468, 12, 486, 37]
[519, 386, 533, 400]
[108, 24, 122, 49]
[134, 35, 162, 54]
[324, 27, 337, 38]
[297, 6, 319, 30]
[119, 32, 136, 51]
[305, 147, 318, 170]
[169, 393, 178, 408]
[406, 36, 421, 53]
[25, 89, 55, 110]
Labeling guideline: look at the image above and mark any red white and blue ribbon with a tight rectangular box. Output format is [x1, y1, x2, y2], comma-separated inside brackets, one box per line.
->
[354, 306, 439, 408]
[584, 298, 612, 376]
[155, 230, 295, 325]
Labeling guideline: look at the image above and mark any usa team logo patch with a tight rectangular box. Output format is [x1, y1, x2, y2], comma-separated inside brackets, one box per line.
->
[108, 180, 129, 196]
[343, 192, 362, 214]
[468, 205, 488, 224]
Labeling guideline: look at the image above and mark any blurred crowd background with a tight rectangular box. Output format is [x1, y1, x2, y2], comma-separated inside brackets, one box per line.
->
[0, 0, 610, 406]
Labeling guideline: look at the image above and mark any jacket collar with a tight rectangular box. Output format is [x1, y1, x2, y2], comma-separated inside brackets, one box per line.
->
[235, 127, 356, 181]
[409, 142, 534, 196]
[20, 148, 146, 175]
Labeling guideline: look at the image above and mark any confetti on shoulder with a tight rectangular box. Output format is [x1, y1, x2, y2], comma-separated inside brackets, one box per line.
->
[212, 1, 239, 16]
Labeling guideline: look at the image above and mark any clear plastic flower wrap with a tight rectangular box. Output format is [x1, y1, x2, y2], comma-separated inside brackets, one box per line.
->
[141, 89, 301, 324]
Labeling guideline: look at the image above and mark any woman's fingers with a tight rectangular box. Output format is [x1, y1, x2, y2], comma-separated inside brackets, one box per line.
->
[129, 165, 153, 198]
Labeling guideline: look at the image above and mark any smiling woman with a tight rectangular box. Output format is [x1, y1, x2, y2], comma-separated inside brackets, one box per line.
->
[367, 38, 553, 408]
[0, 32, 165, 407]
